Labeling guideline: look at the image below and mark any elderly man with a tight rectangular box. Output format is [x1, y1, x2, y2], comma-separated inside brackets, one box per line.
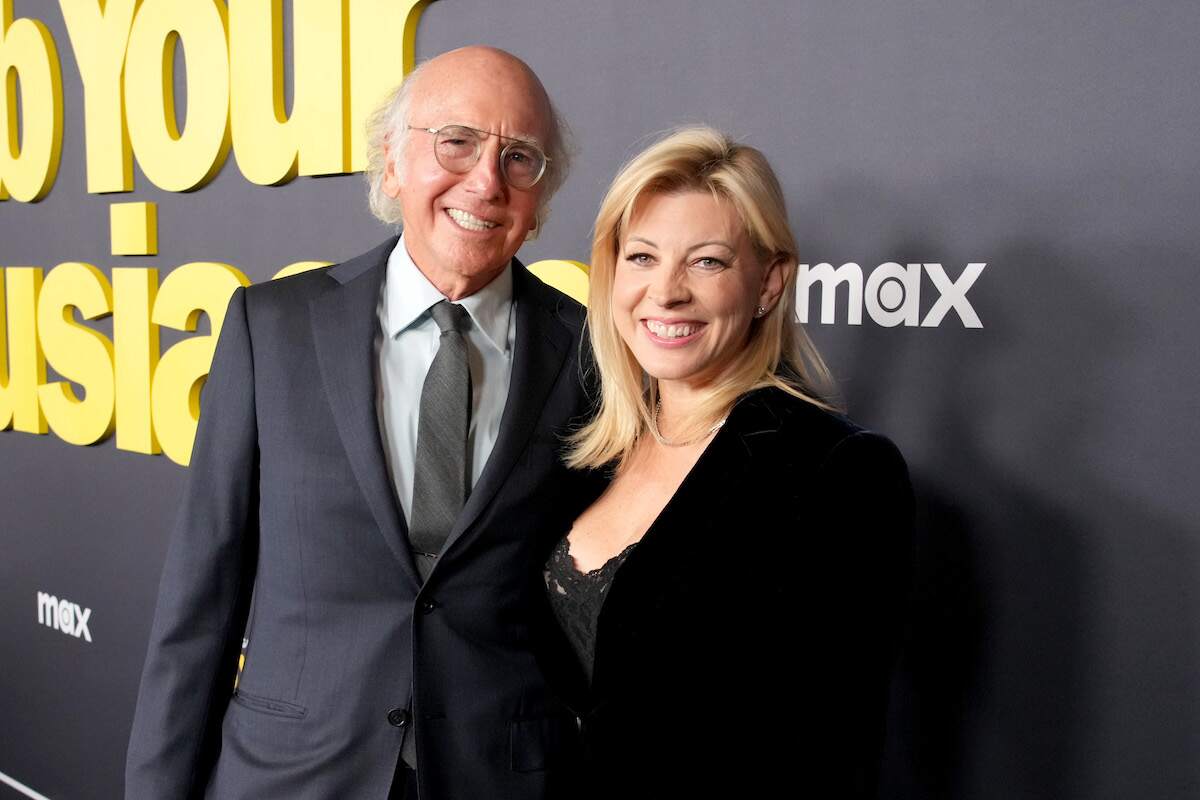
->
[126, 47, 590, 799]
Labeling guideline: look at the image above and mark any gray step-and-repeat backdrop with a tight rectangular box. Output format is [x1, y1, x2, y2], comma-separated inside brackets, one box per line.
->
[2, 1, 1198, 798]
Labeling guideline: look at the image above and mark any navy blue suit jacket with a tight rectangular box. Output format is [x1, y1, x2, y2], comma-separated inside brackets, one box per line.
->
[126, 238, 593, 799]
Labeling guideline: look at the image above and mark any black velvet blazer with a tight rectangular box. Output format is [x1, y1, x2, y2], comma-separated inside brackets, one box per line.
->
[548, 387, 914, 800]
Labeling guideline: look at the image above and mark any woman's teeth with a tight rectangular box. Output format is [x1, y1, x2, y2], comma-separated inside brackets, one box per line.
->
[646, 320, 699, 339]
[447, 208, 499, 231]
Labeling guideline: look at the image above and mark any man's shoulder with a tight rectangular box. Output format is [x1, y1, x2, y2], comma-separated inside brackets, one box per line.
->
[243, 237, 396, 309]
[512, 258, 586, 335]
[244, 263, 332, 303]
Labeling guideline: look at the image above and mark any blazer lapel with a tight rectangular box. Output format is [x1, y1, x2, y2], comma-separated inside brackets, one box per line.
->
[612, 391, 782, 569]
[310, 237, 421, 588]
[441, 260, 573, 554]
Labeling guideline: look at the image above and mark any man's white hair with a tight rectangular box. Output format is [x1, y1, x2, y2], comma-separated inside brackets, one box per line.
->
[363, 61, 573, 229]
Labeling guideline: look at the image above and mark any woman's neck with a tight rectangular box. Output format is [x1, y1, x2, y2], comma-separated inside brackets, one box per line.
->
[655, 379, 726, 443]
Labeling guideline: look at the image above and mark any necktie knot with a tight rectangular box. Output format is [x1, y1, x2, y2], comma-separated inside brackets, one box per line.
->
[430, 300, 471, 334]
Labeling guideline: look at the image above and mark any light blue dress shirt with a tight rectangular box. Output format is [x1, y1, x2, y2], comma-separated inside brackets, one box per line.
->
[376, 235, 515, 526]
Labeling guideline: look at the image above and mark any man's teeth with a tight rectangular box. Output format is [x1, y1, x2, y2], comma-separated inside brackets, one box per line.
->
[646, 320, 699, 339]
[447, 209, 499, 231]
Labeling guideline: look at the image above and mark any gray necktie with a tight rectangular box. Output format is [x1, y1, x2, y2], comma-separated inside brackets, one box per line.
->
[408, 300, 472, 580]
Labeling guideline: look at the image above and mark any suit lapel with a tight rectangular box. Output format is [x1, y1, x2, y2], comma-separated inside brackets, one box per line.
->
[310, 237, 421, 587]
[620, 391, 783, 560]
[441, 260, 573, 554]
[591, 391, 787, 696]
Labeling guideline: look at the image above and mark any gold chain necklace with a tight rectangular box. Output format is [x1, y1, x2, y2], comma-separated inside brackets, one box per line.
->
[651, 400, 729, 448]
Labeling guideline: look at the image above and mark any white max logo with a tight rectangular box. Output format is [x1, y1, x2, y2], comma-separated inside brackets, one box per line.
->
[36, 591, 93, 643]
[796, 262, 986, 328]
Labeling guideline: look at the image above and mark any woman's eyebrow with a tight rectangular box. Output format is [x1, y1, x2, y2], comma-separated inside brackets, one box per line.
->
[686, 239, 735, 253]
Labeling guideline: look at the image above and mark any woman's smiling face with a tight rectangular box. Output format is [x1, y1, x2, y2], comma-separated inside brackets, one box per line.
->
[612, 190, 785, 392]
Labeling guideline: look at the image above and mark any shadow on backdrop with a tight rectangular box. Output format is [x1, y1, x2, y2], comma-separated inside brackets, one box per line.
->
[795, 177, 1200, 799]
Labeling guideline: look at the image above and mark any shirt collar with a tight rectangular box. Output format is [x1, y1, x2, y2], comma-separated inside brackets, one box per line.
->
[383, 234, 514, 355]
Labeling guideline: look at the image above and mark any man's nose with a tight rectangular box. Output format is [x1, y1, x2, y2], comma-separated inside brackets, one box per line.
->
[462, 142, 505, 199]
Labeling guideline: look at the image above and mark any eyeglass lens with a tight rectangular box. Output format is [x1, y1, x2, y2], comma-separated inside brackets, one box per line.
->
[433, 126, 545, 188]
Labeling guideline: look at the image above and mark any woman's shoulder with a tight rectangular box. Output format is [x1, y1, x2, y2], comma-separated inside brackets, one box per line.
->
[731, 385, 861, 443]
[731, 386, 906, 470]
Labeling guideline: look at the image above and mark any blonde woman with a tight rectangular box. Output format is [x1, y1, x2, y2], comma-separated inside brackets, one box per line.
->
[543, 128, 913, 798]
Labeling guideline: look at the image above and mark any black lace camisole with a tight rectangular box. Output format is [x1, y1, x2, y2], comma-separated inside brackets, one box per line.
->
[543, 536, 637, 684]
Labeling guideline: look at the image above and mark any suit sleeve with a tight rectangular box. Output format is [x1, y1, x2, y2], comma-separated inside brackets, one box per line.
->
[125, 287, 260, 799]
[788, 430, 915, 798]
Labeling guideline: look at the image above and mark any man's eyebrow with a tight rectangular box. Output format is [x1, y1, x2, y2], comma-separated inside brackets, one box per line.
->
[510, 132, 545, 149]
[487, 127, 544, 148]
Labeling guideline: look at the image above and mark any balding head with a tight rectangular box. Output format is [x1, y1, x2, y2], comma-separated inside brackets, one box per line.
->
[365, 46, 570, 229]
[410, 47, 554, 131]
[363, 47, 572, 298]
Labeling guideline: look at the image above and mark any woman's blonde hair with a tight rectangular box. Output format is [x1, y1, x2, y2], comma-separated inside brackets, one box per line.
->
[566, 126, 837, 470]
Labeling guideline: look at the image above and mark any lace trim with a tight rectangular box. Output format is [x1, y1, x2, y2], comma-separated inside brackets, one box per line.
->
[543, 536, 637, 684]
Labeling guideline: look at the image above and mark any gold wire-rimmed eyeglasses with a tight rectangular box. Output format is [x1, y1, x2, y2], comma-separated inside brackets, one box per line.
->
[407, 124, 549, 189]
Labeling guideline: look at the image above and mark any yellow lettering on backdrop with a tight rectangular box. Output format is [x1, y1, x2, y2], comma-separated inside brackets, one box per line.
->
[36, 263, 116, 445]
[230, 0, 348, 185]
[348, 0, 428, 171]
[0, 267, 47, 433]
[124, 0, 230, 192]
[113, 267, 159, 454]
[151, 262, 249, 466]
[526, 260, 590, 305]
[0, 0, 64, 202]
[110, 200, 158, 255]
[59, 0, 139, 194]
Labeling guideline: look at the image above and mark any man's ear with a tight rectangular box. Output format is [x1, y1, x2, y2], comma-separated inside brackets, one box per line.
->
[381, 138, 403, 199]
[759, 255, 793, 312]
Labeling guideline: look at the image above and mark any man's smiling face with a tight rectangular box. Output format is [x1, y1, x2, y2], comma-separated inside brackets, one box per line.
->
[381, 47, 552, 299]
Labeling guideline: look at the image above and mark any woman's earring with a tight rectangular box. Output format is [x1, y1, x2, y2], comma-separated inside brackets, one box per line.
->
[754, 305, 768, 318]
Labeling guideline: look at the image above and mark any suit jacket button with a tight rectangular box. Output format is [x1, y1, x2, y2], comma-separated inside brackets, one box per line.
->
[387, 708, 410, 728]
[420, 599, 438, 614]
